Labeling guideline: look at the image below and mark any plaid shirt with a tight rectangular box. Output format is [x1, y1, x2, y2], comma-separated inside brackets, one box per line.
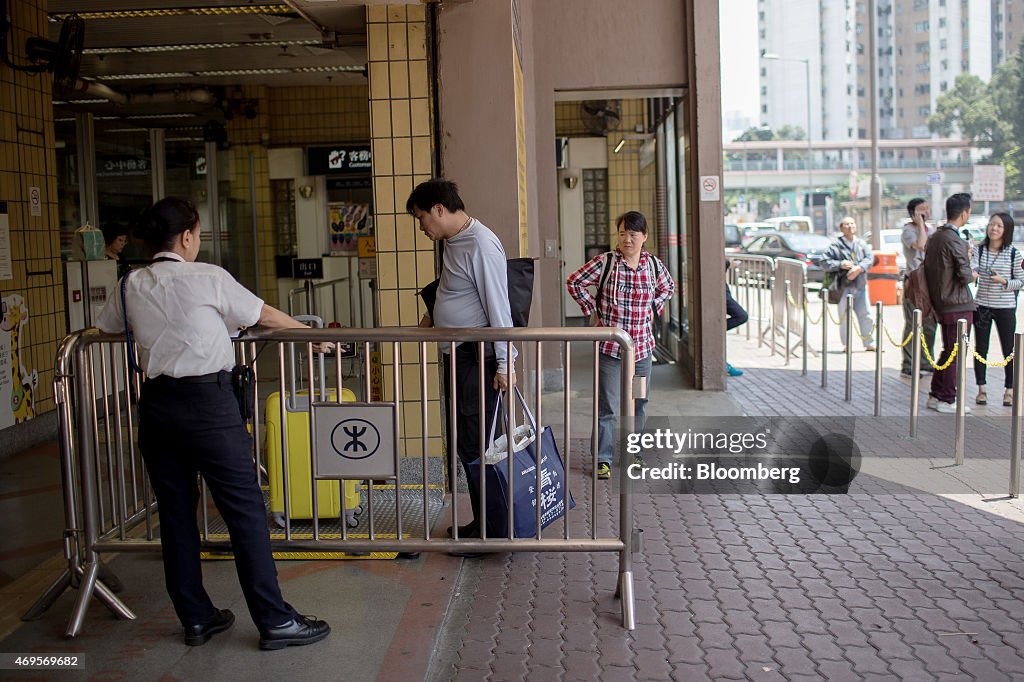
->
[566, 250, 675, 360]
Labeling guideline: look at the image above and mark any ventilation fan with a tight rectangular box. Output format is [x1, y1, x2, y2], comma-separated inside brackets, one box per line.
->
[580, 100, 622, 136]
[25, 14, 85, 91]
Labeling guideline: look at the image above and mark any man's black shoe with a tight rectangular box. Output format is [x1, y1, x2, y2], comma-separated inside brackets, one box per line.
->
[447, 550, 486, 558]
[259, 614, 331, 651]
[184, 608, 234, 646]
[446, 519, 479, 538]
[396, 552, 421, 559]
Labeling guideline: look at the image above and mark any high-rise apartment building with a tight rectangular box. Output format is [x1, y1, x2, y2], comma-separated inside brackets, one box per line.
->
[759, 0, 1024, 141]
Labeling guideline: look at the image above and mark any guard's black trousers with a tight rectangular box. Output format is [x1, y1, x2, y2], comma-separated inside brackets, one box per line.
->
[442, 343, 499, 530]
[139, 374, 294, 632]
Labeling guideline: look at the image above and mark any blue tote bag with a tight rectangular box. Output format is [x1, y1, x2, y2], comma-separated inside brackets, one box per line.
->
[466, 389, 575, 538]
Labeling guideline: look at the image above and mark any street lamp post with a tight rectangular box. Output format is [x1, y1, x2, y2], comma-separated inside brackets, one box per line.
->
[763, 52, 814, 217]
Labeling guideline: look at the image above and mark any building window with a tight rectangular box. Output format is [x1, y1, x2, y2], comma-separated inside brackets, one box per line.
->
[918, 105, 931, 116]
[938, 17, 946, 28]
[582, 169, 608, 252]
[762, 104, 768, 114]
[914, 20, 929, 31]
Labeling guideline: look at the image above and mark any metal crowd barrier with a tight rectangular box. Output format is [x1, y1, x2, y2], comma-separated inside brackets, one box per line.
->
[287, 276, 361, 328]
[726, 254, 773, 348]
[765, 279, 1024, 494]
[26, 326, 640, 636]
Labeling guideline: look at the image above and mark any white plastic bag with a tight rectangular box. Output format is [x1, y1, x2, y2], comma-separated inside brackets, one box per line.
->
[483, 389, 537, 465]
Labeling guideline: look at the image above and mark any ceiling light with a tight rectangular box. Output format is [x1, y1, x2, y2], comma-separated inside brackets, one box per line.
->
[83, 39, 322, 55]
[100, 72, 193, 81]
[293, 65, 365, 73]
[123, 113, 200, 120]
[613, 139, 626, 154]
[197, 68, 288, 76]
[51, 5, 292, 21]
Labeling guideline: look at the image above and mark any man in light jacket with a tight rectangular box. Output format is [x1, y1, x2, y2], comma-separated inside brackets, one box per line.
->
[821, 216, 876, 351]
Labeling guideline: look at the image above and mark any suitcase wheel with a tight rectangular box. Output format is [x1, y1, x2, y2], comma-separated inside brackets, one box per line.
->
[345, 510, 359, 528]
[271, 512, 285, 529]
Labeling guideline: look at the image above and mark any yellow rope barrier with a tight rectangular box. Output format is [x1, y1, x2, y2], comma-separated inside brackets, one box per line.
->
[921, 336, 957, 371]
[972, 350, 1016, 367]
[803, 299, 823, 326]
[883, 324, 913, 349]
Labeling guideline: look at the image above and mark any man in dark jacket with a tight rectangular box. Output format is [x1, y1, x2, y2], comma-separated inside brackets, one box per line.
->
[923, 192, 976, 413]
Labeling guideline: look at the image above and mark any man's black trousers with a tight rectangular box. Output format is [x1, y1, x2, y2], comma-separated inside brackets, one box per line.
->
[442, 343, 499, 530]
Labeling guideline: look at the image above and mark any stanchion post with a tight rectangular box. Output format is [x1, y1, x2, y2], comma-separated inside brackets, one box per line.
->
[954, 317, 968, 465]
[745, 270, 752, 340]
[769, 276, 777, 357]
[1010, 333, 1023, 497]
[757, 270, 764, 348]
[874, 301, 883, 417]
[821, 289, 828, 389]
[784, 278, 791, 366]
[801, 285, 808, 377]
[845, 293, 853, 402]
[910, 309, 922, 438]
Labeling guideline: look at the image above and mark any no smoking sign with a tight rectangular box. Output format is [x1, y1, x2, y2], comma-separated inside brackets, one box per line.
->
[700, 175, 720, 202]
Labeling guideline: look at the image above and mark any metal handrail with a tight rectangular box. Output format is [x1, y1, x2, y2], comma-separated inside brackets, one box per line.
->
[30, 325, 640, 635]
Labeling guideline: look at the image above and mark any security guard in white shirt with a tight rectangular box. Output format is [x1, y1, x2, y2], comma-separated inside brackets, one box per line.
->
[96, 197, 330, 650]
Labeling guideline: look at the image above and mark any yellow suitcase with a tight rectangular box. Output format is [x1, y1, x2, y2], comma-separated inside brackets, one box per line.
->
[265, 387, 363, 528]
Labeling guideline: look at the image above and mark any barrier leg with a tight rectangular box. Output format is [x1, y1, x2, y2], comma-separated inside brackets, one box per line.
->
[757, 276, 764, 349]
[619, 567, 636, 630]
[845, 294, 853, 402]
[770, 276, 777, 357]
[1011, 333, 1023, 497]
[821, 290, 828, 389]
[745, 270, 752, 341]
[910, 309, 922, 438]
[954, 318, 968, 465]
[802, 288, 808, 377]
[874, 301, 883, 417]
[22, 570, 72, 621]
[784, 279, 791, 366]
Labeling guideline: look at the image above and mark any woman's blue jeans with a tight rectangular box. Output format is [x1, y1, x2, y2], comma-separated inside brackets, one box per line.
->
[596, 353, 652, 466]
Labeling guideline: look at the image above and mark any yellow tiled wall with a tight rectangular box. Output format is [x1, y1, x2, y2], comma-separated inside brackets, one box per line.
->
[223, 84, 371, 307]
[367, 4, 442, 459]
[555, 99, 649, 243]
[0, 0, 63, 419]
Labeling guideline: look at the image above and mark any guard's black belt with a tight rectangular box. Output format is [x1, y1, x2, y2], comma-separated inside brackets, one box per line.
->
[148, 371, 229, 384]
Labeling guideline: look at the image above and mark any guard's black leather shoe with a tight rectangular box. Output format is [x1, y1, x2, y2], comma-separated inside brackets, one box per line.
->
[259, 614, 331, 651]
[446, 519, 479, 538]
[184, 608, 235, 646]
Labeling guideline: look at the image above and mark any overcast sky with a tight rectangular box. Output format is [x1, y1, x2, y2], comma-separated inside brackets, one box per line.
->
[719, 0, 760, 123]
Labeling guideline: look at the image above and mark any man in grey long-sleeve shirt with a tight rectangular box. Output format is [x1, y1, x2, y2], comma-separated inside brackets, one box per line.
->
[407, 179, 516, 541]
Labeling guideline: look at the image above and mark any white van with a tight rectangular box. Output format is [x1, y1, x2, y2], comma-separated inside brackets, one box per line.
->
[763, 216, 814, 234]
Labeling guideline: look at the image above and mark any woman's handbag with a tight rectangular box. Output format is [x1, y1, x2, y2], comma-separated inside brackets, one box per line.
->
[466, 388, 575, 538]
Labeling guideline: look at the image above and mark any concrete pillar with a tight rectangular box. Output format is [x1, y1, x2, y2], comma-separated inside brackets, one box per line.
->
[684, 0, 726, 389]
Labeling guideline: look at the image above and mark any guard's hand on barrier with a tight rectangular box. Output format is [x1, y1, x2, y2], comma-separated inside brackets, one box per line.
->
[494, 369, 517, 391]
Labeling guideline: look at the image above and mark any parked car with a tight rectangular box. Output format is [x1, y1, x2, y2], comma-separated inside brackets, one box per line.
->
[873, 229, 907, 274]
[764, 215, 815, 234]
[740, 231, 833, 283]
[738, 221, 774, 246]
[725, 223, 746, 252]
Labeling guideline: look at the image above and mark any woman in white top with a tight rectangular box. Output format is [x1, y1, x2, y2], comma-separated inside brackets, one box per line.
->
[971, 212, 1023, 406]
[96, 197, 330, 650]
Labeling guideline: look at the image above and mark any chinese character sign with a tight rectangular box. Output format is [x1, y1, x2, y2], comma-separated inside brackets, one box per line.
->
[972, 165, 1005, 202]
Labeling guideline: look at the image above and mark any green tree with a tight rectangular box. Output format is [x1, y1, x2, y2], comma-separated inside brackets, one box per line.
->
[929, 46, 1024, 197]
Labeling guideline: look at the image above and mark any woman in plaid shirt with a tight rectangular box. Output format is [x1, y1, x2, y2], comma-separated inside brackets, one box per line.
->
[566, 211, 675, 479]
